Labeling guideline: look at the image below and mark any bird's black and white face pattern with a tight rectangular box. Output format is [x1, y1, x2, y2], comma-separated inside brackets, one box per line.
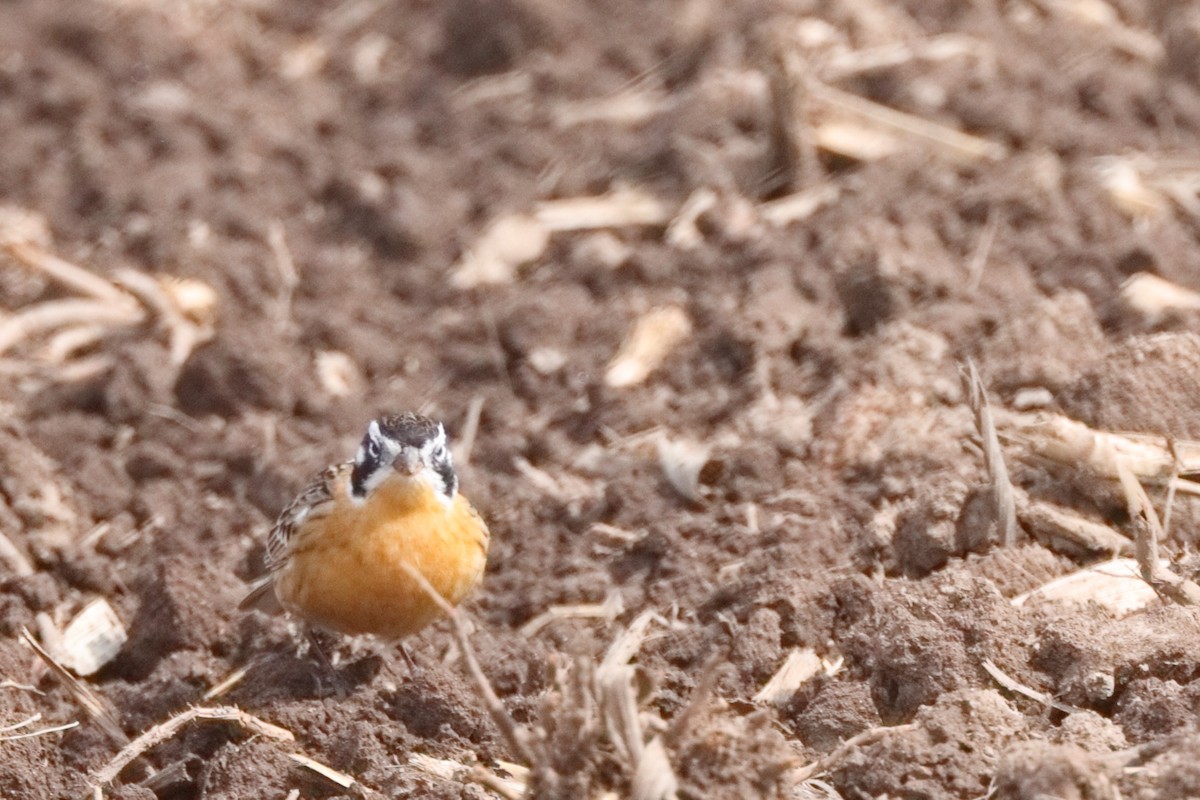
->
[349, 412, 458, 507]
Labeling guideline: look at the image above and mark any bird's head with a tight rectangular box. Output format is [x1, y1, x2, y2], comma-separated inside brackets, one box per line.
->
[349, 412, 458, 506]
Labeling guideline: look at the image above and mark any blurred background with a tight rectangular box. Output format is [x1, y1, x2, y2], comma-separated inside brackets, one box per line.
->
[4, 1, 1200, 798]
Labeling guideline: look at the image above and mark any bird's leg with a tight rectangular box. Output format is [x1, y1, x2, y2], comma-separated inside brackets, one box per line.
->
[305, 627, 348, 697]
[398, 642, 418, 672]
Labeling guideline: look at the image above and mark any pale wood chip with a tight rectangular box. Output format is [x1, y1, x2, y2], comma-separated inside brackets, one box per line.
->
[606, 307, 692, 388]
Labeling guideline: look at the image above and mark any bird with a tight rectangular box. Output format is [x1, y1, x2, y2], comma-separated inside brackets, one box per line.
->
[241, 412, 489, 653]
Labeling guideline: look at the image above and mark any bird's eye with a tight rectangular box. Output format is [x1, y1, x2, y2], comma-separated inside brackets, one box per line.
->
[366, 440, 380, 459]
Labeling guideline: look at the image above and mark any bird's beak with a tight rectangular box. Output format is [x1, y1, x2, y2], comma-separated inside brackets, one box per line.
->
[394, 447, 422, 476]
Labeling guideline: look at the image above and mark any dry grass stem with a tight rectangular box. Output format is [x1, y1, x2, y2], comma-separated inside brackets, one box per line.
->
[0, 713, 42, 733]
[759, 183, 840, 227]
[0, 679, 42, 694]
[981, 658, 1075, 714]
[403, 563, 687, 796]
[1091, 155, 1200, 219]
[406, 753, 462, 781]
[398, 563, 540, 767]
[202, 665, 250, 700]
[0, 300, 143, 357]
[511, 456, 568, 499]
[0, 528, 34, 576]
[753, 648, 842, 707]
[92, 706, 293, 786]
[42, 356, 113, 383]
[480, 305, 514, 396]
[795, 777, 846, 800]
[469, 766, 527, 800]
[1166, 477, 1200, 498]
[518, 591, 625, 637]
[811, 119, 901, 161]
[1004, 410, 1200, 487]
[0, 720, 79, 741]
[1163, 440, 1183, 539]
[808, 81, 1006, 162]
[1120, 456, 1164, 581]
[1030, 0, 1163, 60]
[966, 208, 999, 290]
[35, 611, 63, 657]
[2, 239, 134, 307]
[602, 424, 667, 450]
[454, 395, 486, 467]
[596, 613, 680, 800]
[449, 70, 534, 110]
[600, 610, 662, 671]
[44, 324, 108, 363]
[451, 189, 675, 287]
[1017, 498, 1131, 558]
[589, 523, 648, 553]
[139, 758, 192, 795]
[267, 219, 299, 327]
[0, 224, 216, 375]
[535, 188, 673, 231]
[822, 33, 983, 80]
[287, 753, 357, 789]
[598, 660, 645, 766]
[965, 360, 1018, 547]
[1115, 459, 1200, 605]
[19, 627, 127, 746]
[665, 188, 718, 250]
[114, 268, 216, 366]
[761, 31, 814, 192]
[408, 754, 527, 799]
[552, 90, 665, 128]
[511, 456, 597, 504]
[792, 724, 917, 782]
[665, 650, 724, 747]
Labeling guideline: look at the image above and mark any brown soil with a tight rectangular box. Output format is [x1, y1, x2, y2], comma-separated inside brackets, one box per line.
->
[4, 1, 1200, 798]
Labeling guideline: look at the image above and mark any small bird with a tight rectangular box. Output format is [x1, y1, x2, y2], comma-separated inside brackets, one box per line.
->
[242, 412, 489, 649]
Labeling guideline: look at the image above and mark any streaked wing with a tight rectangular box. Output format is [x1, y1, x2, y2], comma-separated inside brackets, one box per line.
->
[463, 498, 490, 552]
[265, 462, 349, 573]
